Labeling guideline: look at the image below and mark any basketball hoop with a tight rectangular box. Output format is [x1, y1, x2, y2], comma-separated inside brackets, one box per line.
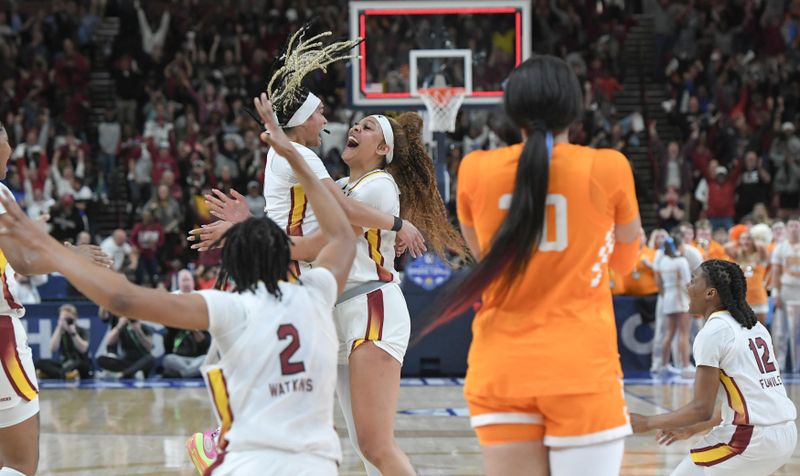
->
[418, 87, 466, 133]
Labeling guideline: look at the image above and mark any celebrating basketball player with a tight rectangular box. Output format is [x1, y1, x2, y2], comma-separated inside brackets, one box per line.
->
[0, 97, 357, 476]
[630, 260, 797, 475]
[419, 55, 642, 475]
[0, 122, 112, 476]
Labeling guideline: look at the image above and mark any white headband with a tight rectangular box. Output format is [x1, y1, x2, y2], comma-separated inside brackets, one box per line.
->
[370, 114, 394, 164]
[285, 93, 321, 128]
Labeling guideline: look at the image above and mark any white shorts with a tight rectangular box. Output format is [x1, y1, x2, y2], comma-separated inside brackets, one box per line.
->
[675, 421, 797, 475]
[333, 282, 410, 365]
[208, 448, 337, 476]
[0, 395, 39, 428]
[0, 315, 39, 427]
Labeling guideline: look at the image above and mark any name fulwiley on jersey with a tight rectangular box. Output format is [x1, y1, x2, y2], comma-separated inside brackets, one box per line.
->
[759, 375, 784, 389]
[269, 378, 314, 397]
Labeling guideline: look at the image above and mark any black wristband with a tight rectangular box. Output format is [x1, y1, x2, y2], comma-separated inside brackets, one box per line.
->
[391, 216, 403, 232]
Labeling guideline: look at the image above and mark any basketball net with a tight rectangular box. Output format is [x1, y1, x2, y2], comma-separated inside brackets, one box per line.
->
[418, 87, 466, 133]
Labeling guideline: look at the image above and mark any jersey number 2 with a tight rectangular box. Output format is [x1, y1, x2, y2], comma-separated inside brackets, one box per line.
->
[748, 337, 777, 374]
[499, 193, 567, 251]
[277, 324, 306, 375]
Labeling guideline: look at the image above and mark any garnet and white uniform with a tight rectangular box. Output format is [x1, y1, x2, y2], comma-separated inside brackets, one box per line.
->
[263, 142, 331, 275]
[674, 311, 797, 475]
[199, 268, 341, 475]
[0, 183, 38, 428]
[333, 170, 409, 365]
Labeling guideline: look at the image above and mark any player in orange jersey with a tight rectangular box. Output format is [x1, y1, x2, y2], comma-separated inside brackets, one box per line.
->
[421, 56, 641, 476]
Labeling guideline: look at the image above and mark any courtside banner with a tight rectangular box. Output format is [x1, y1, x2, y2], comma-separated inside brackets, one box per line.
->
[614, 296, 654, 374]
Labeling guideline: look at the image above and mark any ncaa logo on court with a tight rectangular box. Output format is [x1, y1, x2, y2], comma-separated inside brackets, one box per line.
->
[406, 253, 452, 291]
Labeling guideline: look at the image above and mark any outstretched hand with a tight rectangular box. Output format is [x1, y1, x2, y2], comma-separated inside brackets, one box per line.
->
[188, 220, 233, 251]
[205, 188, 251, 224]
[67, 243, 114, 268]
[656, 428, 694, 446]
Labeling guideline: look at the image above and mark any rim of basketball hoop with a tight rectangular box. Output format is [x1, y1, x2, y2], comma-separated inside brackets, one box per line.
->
[418, 87, 467, 107]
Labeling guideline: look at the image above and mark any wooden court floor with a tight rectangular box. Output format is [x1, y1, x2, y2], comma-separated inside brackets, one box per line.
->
[33, 378, 800, 475]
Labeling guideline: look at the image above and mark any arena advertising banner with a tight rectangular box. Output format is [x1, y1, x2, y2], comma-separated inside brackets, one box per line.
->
[614, 296, 654, 375]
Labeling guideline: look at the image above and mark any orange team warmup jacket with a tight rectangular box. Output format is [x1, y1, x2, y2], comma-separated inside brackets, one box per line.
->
[457, 143, 639, 399]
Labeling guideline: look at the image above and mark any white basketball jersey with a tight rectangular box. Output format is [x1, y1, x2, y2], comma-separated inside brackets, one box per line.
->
[0, 183, 25, 319]
[337, 171, 400, 290]
[198, 268, 341, 462]
[694, 311, 797, 427]
[263, 142, 331, 239]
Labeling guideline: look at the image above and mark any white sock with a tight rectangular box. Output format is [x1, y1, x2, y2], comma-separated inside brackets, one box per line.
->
[549, 438, 625, 476]
[0, 467, 27, 476]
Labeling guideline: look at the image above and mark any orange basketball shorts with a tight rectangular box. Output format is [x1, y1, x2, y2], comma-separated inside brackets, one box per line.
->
[467, 379, 631, 447]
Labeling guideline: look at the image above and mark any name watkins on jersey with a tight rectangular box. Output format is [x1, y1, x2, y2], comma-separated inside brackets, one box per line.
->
[269, 378, 314, 396]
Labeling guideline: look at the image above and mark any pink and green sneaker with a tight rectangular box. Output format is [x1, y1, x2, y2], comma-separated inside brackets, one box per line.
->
[186, 427, 219, 474]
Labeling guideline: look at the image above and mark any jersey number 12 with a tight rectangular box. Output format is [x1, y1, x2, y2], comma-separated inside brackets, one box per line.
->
[748, 337, 777, 374]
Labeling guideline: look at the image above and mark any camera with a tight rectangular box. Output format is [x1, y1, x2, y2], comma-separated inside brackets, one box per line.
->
[65, 317, 75, 325]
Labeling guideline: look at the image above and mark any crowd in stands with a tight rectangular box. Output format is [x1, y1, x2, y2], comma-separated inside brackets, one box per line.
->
[0, 0, 532, 295]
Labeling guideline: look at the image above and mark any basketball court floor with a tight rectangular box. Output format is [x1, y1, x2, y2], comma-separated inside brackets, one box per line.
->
[36, 376, 800, 475]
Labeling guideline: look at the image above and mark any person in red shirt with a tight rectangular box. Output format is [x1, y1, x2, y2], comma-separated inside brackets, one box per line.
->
[131, 209, 165, 287]
[704, 159, 741, 231]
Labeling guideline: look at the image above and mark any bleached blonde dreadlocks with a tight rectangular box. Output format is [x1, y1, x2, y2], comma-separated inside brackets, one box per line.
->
[267, 24, 361, 124]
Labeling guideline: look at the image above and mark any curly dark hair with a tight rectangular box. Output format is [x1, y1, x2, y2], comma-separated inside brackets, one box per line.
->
[386, 112, 466, 258]
[217, 217, 292, 298]
[700, 259, 758, 329]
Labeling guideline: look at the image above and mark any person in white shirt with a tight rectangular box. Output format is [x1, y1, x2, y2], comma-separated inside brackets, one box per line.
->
[192, 70, 463, 476]
[770, 217, 800, 371]
[631, 259, 797, 476]
[100, 229, 134, 272]
[0, 99, 356, 476]
[654, 234, 693, 375]
[14, 273, 47, 304]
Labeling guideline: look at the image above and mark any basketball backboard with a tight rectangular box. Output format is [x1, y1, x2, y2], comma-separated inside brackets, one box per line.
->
[348, 0, 531, 109]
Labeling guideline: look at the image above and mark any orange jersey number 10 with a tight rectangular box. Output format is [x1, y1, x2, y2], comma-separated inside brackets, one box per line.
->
[499, 193, 568, 252]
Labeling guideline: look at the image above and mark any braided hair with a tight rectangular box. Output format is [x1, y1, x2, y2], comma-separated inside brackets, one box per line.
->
[216, 217, 292, 298]
[700, 259, 758, 329]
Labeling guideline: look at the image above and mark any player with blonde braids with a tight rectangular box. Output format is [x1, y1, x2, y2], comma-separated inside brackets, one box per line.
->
[186, 25, 432, 475]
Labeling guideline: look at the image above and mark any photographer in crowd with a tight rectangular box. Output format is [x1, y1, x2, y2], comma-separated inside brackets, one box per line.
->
[34, 304, 91, 379]
[97, 314, 155, 379]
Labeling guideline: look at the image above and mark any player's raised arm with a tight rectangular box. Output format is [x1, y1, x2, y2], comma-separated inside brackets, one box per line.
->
[254, 94, 355, 294]
[0, 192, 209, 330]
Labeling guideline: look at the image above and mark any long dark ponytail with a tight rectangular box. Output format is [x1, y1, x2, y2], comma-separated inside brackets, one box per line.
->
[701, 260, 758, 329]
[418, 55, 583, 338]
